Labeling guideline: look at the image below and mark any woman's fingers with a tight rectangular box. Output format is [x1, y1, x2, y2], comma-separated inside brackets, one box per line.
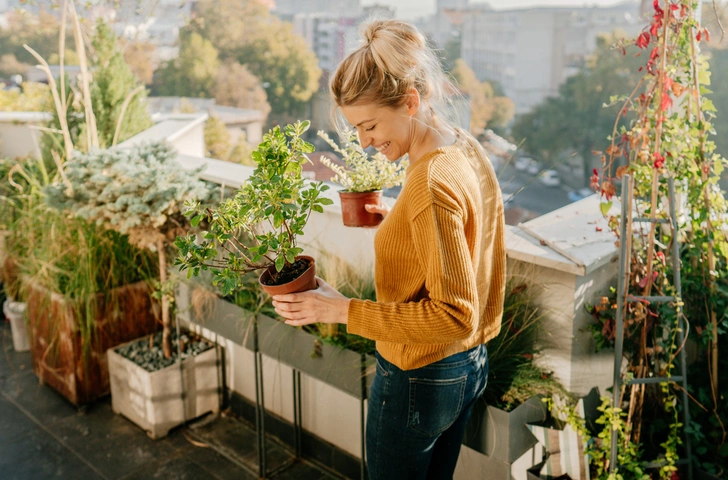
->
[364, 203, 389, 217]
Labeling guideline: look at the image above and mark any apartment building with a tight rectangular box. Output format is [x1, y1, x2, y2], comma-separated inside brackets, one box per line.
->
[293, 13, 359, 73]
[274, 0, 360, 22]
[461, 1, 644, 113]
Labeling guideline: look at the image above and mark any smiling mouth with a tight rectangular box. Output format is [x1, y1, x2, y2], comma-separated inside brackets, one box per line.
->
[376, 141, 391, 153]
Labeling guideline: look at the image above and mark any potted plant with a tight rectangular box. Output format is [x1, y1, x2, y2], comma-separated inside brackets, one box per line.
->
[45, 141, 219, 436]
[317, 129, 407, 227]
[175, 120, 333, 296]
[463, 280, 567, 470]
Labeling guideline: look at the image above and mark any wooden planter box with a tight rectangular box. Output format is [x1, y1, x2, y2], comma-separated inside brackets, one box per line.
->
[26, 280, 159, 405]
[463, 395, 548, 465]
[108, 338, 220, 439]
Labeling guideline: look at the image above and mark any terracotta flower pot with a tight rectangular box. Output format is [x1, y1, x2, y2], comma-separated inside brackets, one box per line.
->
[339, 190, 383, 227]
[258, 255, 317, 296]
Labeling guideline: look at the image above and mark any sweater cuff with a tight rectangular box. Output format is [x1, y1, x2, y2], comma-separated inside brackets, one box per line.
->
[346, 298, 368, 337]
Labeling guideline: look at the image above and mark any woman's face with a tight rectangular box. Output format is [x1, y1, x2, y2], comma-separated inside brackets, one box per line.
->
[339, 99, 417, 161]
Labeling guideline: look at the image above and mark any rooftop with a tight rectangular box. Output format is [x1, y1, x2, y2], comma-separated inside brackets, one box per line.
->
[0, 322, 340, 480]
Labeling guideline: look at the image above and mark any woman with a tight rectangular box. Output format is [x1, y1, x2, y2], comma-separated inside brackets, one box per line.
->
[272, 19, 506, 479]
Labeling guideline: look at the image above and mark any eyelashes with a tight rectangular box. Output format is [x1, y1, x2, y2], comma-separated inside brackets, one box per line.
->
[365, 125, 376, 132]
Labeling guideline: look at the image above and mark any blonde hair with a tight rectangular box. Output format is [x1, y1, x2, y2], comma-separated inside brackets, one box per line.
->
[329, 19, 459, 131]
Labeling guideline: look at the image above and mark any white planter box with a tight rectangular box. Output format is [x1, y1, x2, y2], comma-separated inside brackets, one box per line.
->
[108, 339, 220, 439]
[3, 299, 29, 352]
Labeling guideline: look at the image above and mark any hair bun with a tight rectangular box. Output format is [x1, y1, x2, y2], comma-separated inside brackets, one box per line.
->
[363, 20, 385, 46]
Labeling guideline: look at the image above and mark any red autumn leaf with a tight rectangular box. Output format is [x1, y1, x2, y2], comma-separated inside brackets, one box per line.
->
[649, 47, 659, 61]
[650, 21, 660, 37]
[606, 145, 622, 157]
[697, 30, 702, 42]
[596, 226, 603, 232]
[601, 181, 616, 200]
[636, 31, 651, 49]
[705, 28, 711, 42]
[660, 92, 672, 112]
[653, 152, 666, 169]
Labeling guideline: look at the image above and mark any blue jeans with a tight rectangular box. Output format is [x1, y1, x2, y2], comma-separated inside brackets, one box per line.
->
[366, 345, 489, 480]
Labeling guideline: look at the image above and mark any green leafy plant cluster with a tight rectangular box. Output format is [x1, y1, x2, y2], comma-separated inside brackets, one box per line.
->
[44, 141, 212, 358]
[481, 279, 566, 411]
[317, 129, 407, 193]
[545, 395, 650, 480]
[176, 120, 333, 295]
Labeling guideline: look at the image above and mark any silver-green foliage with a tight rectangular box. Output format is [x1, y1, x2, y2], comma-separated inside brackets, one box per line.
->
[175, 120, 333, 296]
[45, 142, 211, 249]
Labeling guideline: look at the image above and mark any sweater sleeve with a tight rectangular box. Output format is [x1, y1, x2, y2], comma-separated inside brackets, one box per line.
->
[346, 201, 479, 344]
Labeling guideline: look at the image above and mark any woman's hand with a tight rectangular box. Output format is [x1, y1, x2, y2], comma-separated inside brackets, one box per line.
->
[365, 202, 390, 219]
[272, 277, 351, 327]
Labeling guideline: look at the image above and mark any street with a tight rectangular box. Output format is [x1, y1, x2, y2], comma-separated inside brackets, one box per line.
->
[497, 163, 573, 216]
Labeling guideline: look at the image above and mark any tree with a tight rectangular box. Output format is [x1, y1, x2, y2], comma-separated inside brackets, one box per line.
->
[152, 32, 219, 98]
[511, 32, 643, 186]
[121, 39, 156, 85]
[48, 49, 80, 65]
[89, 21, 153, 149]
[0, 54, 30, 79]
[187, 0, 321, 117]
[0, 10, 60, 65]
[212, 61, 271, 120]
[204, 115, 232, 160]
[450, 59, 515, 135]
[204, 116, 256, 165]
[0, 82, 51, 111]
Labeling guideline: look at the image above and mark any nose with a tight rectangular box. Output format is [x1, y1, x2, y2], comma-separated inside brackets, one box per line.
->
[357, 129, 373, 149]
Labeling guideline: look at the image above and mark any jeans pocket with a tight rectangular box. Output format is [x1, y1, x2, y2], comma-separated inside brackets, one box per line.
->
[407, 375, 467, 436]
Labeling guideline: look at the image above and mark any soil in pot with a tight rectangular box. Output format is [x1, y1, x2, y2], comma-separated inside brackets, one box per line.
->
[259, 256, 317, 295]
[114, 329, 213, 373]
[339, 191, 383, 227]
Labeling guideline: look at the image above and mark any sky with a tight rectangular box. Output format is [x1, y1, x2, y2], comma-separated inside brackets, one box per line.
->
[361, 0, 639, 20]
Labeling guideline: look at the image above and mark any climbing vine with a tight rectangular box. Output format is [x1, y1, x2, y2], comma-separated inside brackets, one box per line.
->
[589, 0, 728, 475]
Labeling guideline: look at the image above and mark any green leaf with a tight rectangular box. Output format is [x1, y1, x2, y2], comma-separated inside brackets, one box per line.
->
[285, 251, 295, 264]
[190, 215, 202, 227]
[600, 201, 613, 217]
[275, 255, 285, 272]
[273, 210, 284, 228]
[319, 198, 334, 206]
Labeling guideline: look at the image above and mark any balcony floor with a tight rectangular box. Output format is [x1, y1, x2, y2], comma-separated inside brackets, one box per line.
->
[0, 321, 342, 480]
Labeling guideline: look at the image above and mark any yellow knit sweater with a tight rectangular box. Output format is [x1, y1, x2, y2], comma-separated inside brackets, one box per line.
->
[346, 132, 507, 370]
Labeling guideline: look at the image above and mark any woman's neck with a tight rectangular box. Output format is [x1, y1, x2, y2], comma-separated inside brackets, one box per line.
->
[407, 115, 457, 165]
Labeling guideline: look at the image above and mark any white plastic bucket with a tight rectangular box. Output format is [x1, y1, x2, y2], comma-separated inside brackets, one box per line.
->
[3, 300, 29, 352]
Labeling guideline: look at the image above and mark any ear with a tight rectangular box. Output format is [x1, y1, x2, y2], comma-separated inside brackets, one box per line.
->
[405, 88, 420, 116]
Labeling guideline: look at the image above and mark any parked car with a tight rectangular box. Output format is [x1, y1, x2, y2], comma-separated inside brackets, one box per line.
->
[538, 169, 561, 187]
[514, 156, 533, 172]
[567, 187, 595, 202]
[526, 160, 540, 175]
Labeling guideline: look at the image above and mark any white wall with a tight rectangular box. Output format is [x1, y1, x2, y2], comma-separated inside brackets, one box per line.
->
[0, 120, 46, 159]
[169, 123, 205, 158]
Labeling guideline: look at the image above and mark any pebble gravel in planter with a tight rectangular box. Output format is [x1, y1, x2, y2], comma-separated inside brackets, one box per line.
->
[108, 330, 221, 439]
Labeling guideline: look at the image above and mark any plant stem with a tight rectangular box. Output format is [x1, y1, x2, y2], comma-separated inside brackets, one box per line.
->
[157, 238, 171, 359]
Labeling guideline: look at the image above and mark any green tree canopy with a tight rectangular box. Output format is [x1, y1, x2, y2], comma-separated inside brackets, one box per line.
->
[212, 61, 271, 120]
[152, 32, 219, 98]
[187, 0, 321, 118]
[511, 32, 643, 185]
[89, 21, 153, 149]
[450, 59, 515, 135]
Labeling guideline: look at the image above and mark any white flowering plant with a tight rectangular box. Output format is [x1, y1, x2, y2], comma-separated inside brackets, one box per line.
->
[317, 129, 407, 193]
